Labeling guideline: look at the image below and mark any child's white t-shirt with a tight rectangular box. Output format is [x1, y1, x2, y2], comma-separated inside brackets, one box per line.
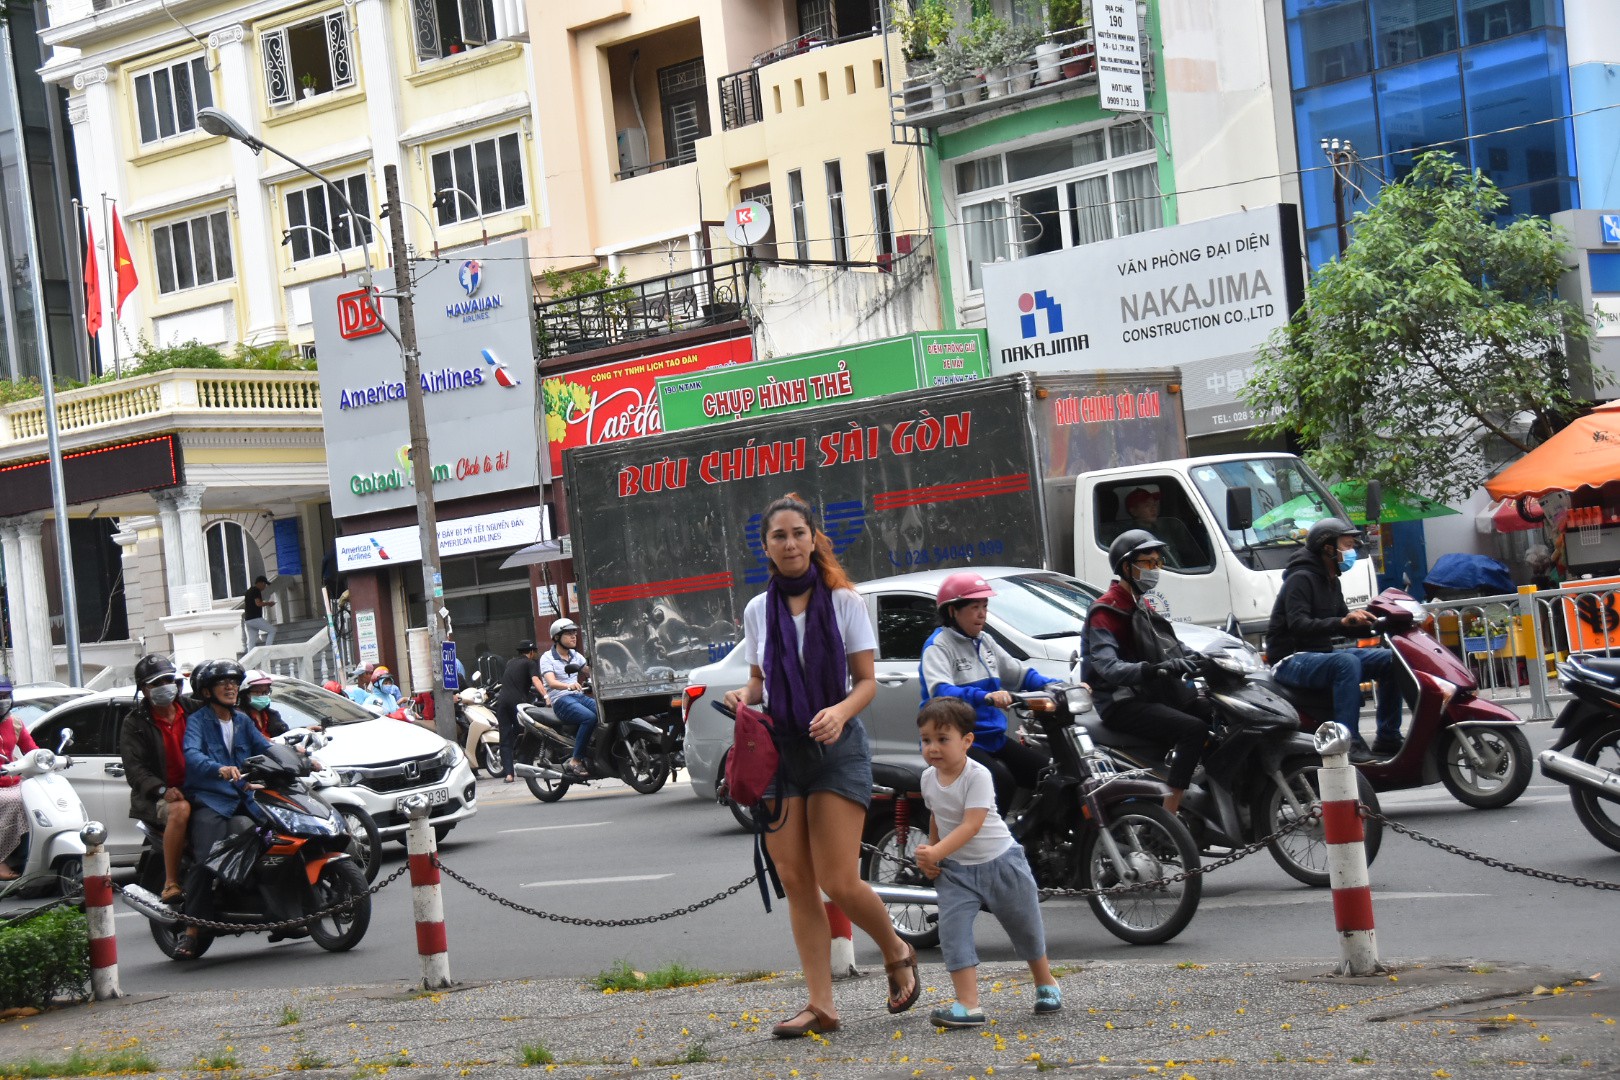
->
[921, 757, 1014, 866]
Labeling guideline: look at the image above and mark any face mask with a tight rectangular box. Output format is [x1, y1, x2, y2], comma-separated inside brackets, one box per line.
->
[1135, 568, 1161, 592]
[249, 695, 272, 711]
[148, 685, 179, 707]
[1337, 549, 1358, 574]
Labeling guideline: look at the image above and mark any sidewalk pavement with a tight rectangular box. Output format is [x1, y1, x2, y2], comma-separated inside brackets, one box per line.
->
[3, 959, 1614, 1079]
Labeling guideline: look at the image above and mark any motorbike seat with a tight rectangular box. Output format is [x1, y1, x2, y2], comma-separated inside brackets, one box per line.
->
[871, 756, 924, 795]
[1570, 655, 1620, 683]
[1075, 712, 1162, 754]
[1270, 680, 1336, 717]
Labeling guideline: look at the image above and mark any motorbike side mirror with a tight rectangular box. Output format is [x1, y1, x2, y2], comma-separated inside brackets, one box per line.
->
[1225, 487, 1254, 532]
[472, 671, 483, 684]
[56, 727, 74, 754]
[565, 662, 584, 674]
[1364, 480, 1383, 527]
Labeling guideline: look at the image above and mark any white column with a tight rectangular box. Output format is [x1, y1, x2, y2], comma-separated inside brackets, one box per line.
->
[172, 484, 211, 614]
[353, 0, 404, 179]
[69, 70, 128, 366]
[12, 514, 56, 683]
[0, 521, 31, 681]
[152, 491, 186, 616]
[208, 25, 284, 341]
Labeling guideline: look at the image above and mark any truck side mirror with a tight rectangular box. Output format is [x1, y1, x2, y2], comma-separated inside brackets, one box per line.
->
[1364, 480, 1382, 526]
[1225, 487, 1254, 532]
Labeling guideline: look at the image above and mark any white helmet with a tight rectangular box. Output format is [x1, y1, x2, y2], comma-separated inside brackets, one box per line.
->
[550, 618, 580, 641]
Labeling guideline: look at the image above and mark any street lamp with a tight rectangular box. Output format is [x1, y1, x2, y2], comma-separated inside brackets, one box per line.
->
[282, 224, 348, 276]
[378, 199, 442, 257]
[432, 186, 489, 246]
[199, 107, 379, 288]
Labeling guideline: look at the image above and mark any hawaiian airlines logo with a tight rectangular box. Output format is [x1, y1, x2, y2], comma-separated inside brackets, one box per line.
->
[448, 260, 502, 321]
[458, 260, 482, 296]
[1018, 290, 1063, 339]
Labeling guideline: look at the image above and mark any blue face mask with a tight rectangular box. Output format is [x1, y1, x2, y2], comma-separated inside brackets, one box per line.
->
[1337, 548, 1358, 574]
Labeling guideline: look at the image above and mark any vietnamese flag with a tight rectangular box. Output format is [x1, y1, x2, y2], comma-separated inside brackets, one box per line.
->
[84, 212, 102, 337]
[111, 208, 137, 316]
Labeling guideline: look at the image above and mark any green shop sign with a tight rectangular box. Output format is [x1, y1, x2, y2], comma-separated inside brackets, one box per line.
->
[656, 331, 989, 431]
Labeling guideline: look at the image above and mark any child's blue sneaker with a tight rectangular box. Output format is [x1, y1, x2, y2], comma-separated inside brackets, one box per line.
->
[929, 1003, 987, 1029]
[1034, 984, 1063, 1014]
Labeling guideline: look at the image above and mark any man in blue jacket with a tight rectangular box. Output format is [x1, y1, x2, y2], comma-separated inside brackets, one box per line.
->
[176, 658, 272, 960]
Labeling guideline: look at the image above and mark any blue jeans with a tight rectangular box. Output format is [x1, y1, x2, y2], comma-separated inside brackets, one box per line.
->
[1275, 647, 1401, 746]
[553, 694, 599, 760]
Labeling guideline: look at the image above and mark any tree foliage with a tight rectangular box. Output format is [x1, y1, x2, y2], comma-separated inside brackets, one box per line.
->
[1245, 152, 1598, 503]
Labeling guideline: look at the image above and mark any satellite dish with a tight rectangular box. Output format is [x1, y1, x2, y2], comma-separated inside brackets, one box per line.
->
[725, 200, 773, 247]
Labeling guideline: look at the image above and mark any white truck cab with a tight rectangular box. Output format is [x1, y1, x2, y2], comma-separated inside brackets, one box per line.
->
[1072, 452, 1379, 633]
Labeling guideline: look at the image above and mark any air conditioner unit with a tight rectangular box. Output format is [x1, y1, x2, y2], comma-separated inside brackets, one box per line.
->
[616, 128, 649, 175]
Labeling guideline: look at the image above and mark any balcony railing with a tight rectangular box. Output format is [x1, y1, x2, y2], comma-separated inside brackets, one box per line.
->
[535, 259, 749, 358]
[891, 24, 1106, 130]
[717, 27, 880, 132]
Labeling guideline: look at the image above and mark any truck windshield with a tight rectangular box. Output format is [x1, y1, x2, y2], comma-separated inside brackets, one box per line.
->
[1188, 458, 1350, 565]
[993, 573, 1102, 640]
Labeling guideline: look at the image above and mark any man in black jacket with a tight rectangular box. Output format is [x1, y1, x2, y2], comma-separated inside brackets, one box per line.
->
[119, 655, 201, 904]
[1266, 518, 1400, 764]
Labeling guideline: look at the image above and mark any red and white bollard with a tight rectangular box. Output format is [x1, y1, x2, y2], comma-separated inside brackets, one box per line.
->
[1313, 723, 1379, 975]
[80, 822, 121, 1000]
[403, 796, 452, 989]
[826, 900, 858, 979]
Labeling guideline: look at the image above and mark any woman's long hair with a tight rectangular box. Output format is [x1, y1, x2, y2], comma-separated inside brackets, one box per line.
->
[761, 493, 853, 591]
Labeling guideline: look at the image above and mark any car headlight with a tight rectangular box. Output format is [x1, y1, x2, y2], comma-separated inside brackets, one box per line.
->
[1211, 648, 1260, 675]
[437, 743, 463, 768]
[338, 769, 363, 787]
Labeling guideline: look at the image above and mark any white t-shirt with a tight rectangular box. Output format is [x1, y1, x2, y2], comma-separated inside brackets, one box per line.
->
[741, 587, 876, 708]
[921, 757, 1014, 866]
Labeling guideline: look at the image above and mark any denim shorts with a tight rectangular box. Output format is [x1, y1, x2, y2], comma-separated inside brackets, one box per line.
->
[936, 844, 1046, 972]
[767, 717, 872, 808]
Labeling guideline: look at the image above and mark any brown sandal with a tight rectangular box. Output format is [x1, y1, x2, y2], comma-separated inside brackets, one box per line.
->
[884, 944, 921, 1014]
[772, 1005, 839, 1039]
[160, 882, 184, 905]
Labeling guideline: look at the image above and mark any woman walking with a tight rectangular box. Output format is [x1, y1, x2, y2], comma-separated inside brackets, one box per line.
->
[723, 494, 921, 1037]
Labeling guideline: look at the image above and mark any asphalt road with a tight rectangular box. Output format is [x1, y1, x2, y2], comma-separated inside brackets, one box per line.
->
[9, 720, 1618, 992]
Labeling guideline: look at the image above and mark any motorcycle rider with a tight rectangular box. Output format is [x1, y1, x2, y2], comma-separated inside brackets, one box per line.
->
[344, 663, 390, 710]
[496, 640, 545, 784]
[176, 659, 274, 959]
[1081, 531, 1210, 815]
[0, 681, 35, 880]
[541, 619, 598, 781]
[372, 665, 404, 707]
[919, 572, 1061, 814]
[1267, 517, 1400, 765]
[119, 655, 200, 904]
[240, 670, 288, 739]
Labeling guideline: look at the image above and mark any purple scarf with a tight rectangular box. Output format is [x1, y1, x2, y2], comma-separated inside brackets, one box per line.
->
[762, 564, 847, 733]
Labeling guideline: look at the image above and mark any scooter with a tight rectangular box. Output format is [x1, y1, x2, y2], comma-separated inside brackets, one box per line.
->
[455, 678, 501, 777]
[1538, 653, 1620, 852]
[859, 686, 1202, 948]
[1275, 589, 1532, 810]
[511, 664, 672, 802]
[122, 744, 370, 961]
[0, 728, 87, 898]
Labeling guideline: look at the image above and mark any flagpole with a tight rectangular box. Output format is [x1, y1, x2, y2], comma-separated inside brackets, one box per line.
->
[73, 201, 101, 374]
[101, 193, 119, 378]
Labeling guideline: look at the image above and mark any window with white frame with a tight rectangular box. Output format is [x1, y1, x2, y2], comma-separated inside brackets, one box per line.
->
[411, 0, 499, 61]
[152, 210, 234, 295]
[262, 10, 355, 106]
[787, 169, 808, 261]
[284, 175, 372, 263]
[206, 521, 263, 601]
[826, 160, 848, 263]
[868, 150, 894, 260]
[133, 56, 214, 146]
[429, 133, 526, 225]
[954, 119, 1162, 292]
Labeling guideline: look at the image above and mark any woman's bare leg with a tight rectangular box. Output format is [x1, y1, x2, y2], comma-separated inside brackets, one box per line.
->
[805, 792, 916, 1008]
[764, 797, 837, 1020]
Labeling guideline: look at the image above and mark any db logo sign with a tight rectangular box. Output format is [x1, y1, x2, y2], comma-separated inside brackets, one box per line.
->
[337, 289, 384, 339]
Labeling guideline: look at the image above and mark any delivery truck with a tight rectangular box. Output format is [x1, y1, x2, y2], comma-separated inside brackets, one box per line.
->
[564, 369, 1373, 715]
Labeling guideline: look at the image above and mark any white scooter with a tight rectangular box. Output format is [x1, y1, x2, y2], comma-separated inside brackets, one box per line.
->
[456, 678, 500, 776]
[1, 728, 88, 898]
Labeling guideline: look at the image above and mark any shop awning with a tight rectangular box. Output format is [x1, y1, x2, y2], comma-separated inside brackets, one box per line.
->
[1484, 401, 1620, 500]
[499, 535, 572, 570]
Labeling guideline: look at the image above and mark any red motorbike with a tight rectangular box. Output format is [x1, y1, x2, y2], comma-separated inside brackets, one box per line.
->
[1275, 588, 1533, 809]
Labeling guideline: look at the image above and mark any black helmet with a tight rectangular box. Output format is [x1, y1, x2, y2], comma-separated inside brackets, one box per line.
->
[515, 639, 537, 654]
[1305, 517, 1361, 556]
[1108, 529, 1169, 577]
[192, 658, 246, 697]
[134, 653, 178, 687]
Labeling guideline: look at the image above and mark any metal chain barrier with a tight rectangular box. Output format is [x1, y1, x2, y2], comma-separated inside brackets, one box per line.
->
[431, 855, 759, 926]
[863, 806, 1324, 900]
[1366, 810, 1620, 891]
[113, 862, 411, 932]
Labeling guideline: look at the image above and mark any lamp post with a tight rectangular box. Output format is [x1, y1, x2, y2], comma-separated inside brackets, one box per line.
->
[378, 200, 442, 258]
[282, 225, 348, 277]
[432, 187, 489, 246]
[201, 109, 454, 740]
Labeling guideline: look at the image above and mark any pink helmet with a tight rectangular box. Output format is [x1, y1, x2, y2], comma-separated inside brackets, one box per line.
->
[936, 572, 996, 607]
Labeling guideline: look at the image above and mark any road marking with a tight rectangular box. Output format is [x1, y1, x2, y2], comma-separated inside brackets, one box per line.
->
[499, 822, 612, 835]
[521, 873, 672, 889]
[1379, 793, 1566, 809]
[1197, 891, 1486, 910]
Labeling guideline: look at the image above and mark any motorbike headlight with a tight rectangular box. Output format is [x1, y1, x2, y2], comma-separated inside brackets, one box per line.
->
[1210, 648, 1260, 675]
[1063, 685, 1095, 715]
[34, 749, 55, 771]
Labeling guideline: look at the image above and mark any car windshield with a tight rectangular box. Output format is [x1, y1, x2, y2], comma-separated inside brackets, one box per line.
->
[269, 680, 377, 728]
[1189, 457, 1349, 554]
[11, 693, 86, 727]
[992, 574, 1100, 640]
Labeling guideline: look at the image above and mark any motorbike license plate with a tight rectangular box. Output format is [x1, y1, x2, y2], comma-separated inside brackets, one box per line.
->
[395, 787, 449, 813]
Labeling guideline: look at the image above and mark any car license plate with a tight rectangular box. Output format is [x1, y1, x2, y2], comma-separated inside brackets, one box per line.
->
[395, 788, 449, 813]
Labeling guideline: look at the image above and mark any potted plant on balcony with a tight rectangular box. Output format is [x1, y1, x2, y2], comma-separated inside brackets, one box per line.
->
[891, 0, 955, 65]
[1003, 16, 1044, 94]
[963, 13, 1010, 98]
[299, 73, 318, 100]
[931, 39, 978, 108]
[1047, 0, 1094, 78]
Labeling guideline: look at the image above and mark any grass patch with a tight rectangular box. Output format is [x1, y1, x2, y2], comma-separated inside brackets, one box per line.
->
[197, 1051, 239, 1071]
[280, 1006, 302, 1026]
[0, 1050, 158, 1078]
[593, 960, 715, 992]
[1348, 1052, 1374, 1064]
[1049, 964, 1081, 979]
[517, 1045, 553, 1067]
[1175, 961, 1208, 970]
[728, 970, 775, 984]
[1469, 963, 1497, 975]
[290, 1052, 331, 1072]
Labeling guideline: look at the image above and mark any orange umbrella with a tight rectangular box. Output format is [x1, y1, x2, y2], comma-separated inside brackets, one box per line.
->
[1485, 400, 1620, 500]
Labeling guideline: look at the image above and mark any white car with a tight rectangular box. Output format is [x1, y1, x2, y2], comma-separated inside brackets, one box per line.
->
[25, 676, 477, 865]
